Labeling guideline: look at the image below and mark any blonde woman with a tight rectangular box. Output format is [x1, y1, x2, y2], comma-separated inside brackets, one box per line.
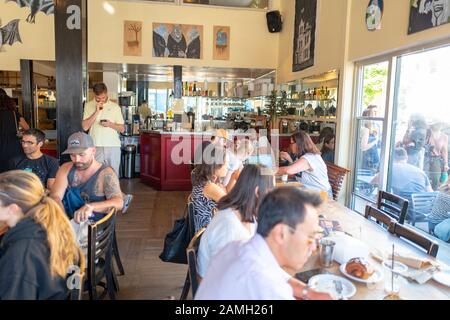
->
[0, 170, 84, 299]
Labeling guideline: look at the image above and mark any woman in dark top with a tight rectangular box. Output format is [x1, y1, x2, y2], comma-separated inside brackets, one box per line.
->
[0, 89, 29, 173]
[321, 134, 335, 163]
[0, 170, 84, 299]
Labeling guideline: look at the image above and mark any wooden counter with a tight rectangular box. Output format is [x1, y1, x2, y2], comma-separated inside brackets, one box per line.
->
[140, 131, 212, 191]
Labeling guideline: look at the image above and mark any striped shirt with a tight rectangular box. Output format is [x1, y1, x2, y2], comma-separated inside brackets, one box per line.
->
[191, 183, 217, 232]
[428, 192, 450, 224]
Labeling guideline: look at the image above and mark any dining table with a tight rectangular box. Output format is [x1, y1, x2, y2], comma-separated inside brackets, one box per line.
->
[296, 199, 450, 300]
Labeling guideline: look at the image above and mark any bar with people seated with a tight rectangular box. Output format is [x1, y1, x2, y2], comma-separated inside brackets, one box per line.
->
[0, 0, 449, 305]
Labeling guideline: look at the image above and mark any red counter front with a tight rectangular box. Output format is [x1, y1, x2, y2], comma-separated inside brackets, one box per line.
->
[140, 131, 206, 191]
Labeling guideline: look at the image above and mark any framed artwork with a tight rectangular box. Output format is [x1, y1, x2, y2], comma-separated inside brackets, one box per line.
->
[366, 0, 384, 31]
[213, 26, 230, 60]
[153, 23, 203, 59]
[408, 0, 450, 34]
[292, 0, 317, 72]
[124, 21, 142, 56]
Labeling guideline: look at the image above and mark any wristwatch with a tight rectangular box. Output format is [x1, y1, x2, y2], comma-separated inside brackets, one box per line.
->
[301, 285, 311, 300]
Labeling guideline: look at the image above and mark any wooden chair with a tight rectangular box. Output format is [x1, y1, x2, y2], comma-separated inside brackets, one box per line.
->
[364, 205, 396, 233]
[377, 191, 409, 225]
[86, 208, 117, 300]
[112, 229, 125, 282]
[391, 223, 439, 257]
[324, 161, 350, 200]
[180, 227, 206, 300]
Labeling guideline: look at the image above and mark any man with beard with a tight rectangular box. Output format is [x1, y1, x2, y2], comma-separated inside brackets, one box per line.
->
[9, 129, 59, 190]
[51, 132, 123, 223]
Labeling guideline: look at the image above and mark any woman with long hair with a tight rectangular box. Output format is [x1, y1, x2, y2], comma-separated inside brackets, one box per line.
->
[0, 170, 84, 299]
[197, 164, 274, 278]
[191, 145, 228, 232]
[0, 88, 29, 173]
[278, 130, 332, 195]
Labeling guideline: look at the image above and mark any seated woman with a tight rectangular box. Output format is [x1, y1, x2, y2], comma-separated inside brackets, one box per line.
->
[197, 164, 274, 278]
[191, 145, 228, 232]
[278, 131, 332, 196]
[321, 134, 335, 163]
[222, 139, 255, 191]
[0, 170, 84, 299]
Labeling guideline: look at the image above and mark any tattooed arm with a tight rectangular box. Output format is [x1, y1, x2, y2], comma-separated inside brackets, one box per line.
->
[88, 168, 124, 212]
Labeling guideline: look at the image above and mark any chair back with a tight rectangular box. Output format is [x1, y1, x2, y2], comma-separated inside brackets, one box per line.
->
[324, 161, 350, 200]
[87, 208, 116, 299]
[186, 227, 206, 298]
[187, 201, 196, 242]
[364, 205, 396, 233]
[411, 192, 438, 215]
[392, 223, 439, 257]
[377, 191, 409, 224]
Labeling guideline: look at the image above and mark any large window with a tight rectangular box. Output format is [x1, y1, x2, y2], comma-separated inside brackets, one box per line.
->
[352, 62, 389, 210]
[148, 89, 169, 113]
[387, 45, 450, 238]
[351, 44, 450, 244]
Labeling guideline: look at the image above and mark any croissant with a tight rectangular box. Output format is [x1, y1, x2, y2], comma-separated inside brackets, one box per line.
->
[345, 257, 374, 279]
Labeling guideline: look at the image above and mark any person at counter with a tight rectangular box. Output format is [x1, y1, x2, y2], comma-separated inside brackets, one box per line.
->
[82, 83, 133, 212]
[0, 88, 29, 174]
[82, 83, 125, 176]
[191, 145, 228, 232]
[9, 129, 59, 191]
[278, 131, 332, 196]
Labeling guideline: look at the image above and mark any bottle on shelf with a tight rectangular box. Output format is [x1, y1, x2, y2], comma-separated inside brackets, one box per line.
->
[188, 82, 193, 96]
[193, 82, 197, 96]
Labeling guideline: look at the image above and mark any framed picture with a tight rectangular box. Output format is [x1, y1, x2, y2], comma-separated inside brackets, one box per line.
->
[292, 0, 317, 72]
[153, 23, 203, 59]
[408, 0, 450, 34]
[213, 26, 230, 60]
[124, 21, 142, 56]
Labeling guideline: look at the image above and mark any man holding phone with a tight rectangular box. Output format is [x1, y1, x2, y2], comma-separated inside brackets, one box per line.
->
[82, 83, 133, 212]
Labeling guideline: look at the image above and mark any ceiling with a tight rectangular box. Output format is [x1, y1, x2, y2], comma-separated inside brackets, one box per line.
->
[34, 60, 275, 82]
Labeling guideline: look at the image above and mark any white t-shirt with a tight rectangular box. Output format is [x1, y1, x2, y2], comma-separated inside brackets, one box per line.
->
[83, 100, 124, 147]
[296, 153, 332, 193]
[197, 208, 256, 278]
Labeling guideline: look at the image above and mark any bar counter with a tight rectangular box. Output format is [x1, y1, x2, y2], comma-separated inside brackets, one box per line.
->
[140, 130, 212, 191]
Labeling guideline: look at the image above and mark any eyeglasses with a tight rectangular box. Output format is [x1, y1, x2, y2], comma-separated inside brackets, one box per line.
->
[287, 225, 324, 245]
[21, 140, 35, 145]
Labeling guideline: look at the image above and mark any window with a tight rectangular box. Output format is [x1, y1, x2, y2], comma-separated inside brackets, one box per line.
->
[352, 62, 389, 211]
[387, 45, 450, 238]
[351, 43, 450, 245]
[148, 89, 169, 113]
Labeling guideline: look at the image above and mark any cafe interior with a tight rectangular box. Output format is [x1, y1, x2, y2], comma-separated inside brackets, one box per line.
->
[0, 0, 450, 301]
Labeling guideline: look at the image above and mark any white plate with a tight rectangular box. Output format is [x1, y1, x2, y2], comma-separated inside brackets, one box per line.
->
[339, 262, 384, 283]
[308, 274, 356, 299]
[433, 269, 450, 287]
[382, 260, 408, 274]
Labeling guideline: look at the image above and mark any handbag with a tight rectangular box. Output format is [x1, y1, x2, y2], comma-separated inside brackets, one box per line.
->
[159, 206, 193, 264]
[12, 110, 23, 138]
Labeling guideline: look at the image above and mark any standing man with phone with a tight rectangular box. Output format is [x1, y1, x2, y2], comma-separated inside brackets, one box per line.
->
[82, 83, 133, 212]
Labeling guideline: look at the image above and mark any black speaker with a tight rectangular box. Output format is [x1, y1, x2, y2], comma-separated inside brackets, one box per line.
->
[266, 10, 282, 33]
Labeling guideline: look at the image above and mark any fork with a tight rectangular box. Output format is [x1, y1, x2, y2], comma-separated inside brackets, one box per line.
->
[333, 280, 344, 300]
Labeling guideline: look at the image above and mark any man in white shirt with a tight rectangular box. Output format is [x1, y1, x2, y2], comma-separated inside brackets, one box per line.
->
[195, 187, 333, 300]
[82, 83, 133, 212]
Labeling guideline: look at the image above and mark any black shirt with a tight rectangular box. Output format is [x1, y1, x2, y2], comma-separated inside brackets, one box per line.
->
[9, 154, 59, 187]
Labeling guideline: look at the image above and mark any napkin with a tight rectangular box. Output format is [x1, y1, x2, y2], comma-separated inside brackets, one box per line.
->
[326, 232, 370, 265]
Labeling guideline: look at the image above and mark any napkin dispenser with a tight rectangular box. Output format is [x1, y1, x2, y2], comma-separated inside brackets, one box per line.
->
[326, 233, 370, 265]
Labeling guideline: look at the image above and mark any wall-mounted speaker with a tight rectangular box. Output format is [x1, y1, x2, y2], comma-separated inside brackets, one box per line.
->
[266, 10, 282, 33]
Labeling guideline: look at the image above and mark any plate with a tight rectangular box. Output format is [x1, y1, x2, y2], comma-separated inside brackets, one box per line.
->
[433, 269, 450, 287]
[382, 260, 408, 274]
[308, 274, 356, 299]
[339, 262, 384, 283]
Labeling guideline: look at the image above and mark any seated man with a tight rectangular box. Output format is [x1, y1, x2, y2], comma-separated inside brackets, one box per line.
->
[9, 129, 59, 191]
[51, 132, 123, 223]
[195, 187, 333, 300]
